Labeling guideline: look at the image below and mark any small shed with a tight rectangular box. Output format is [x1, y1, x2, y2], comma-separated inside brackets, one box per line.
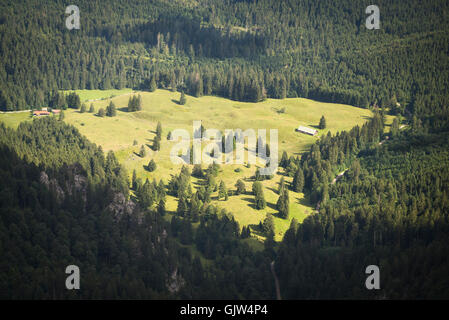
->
[296, 125, 318, 136]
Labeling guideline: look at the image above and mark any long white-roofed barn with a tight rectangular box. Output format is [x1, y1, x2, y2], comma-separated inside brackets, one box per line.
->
[296, 125, 318, 136]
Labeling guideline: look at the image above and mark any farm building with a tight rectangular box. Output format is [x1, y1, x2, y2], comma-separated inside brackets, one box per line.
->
[51, 109, 61, 114]
[33, 110, 50, 116]
[296, 125, 318, 136]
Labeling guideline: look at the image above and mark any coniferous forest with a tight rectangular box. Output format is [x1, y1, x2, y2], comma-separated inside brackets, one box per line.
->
[1, 0, 449, 300]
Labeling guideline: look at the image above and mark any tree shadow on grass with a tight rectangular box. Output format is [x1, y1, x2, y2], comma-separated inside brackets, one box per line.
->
[171, 99, 182, 105]
[266, 186, 279, 195]
[241, 197, 257, 209]
[248, 224, 265, 238]
[192, 180, 206, 187]
[297, 196, 310, 207]
[117, 107, 131, 113]
[266, 202, 277, 211]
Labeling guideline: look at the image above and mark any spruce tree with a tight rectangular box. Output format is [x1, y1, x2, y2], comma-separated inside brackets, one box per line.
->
[292, 168, 304, 192]
[278, 176, 285, 194]
[157, 199, 166, 216]
[319, 115, 326, 129]
[218, 181, 227, 200]
[252, 181, 266, 209]
[156, 122, 162, 139]
[177, 196, 188, 217]
[179, 91, 186, 105]
[149, 76, 157, 92]
[262, 213, 275, 235]
[276, 188, 290, 219]
[139, 145, 146, 157]
[390, 117, 400, 137]
[235, 179, 246, 195]
[280, 151, 288, 168]
[153, 137, 161, 151]
[137, 95, 142, 111]
[147, 159, 157, 172]
[106, 101, 116, 117]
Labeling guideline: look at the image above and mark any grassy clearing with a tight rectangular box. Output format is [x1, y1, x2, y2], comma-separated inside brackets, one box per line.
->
[61, 88, 133, 102]
[0, 111, 32, 128]
[0, 89, 378, 241]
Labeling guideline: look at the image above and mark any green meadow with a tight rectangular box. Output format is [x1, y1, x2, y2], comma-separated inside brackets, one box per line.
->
[61, 88, 134, 102]
[0, 89, 375, 241]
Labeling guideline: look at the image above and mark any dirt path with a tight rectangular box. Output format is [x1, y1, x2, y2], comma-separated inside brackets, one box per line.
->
[270, 261, 282, 300]
[332, 169, 348, 185]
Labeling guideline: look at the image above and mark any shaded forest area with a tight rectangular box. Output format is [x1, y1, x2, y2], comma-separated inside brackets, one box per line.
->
[1, 0, 449, 111]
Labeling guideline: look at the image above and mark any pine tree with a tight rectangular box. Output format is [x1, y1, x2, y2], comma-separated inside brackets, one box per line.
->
[179, 91, 186, 105]
[280, 151, 288, 168]
[218, 181, 227, 200]
[252, 181, 266, 209]
[149, 76, 157, 92]
[319, 115, 326, 129]
[170, 73, 176, 92]
[106, 101, 116, 117]
[292, 168, 304, 192]
[262, 213, 275, 234]
[80, 103, 86, 113]
[278, 176, 285, 194]
[276, 188, 290, 219]
[147, 159, 157, 172]
[98, 108, 105, 117]
[156, 122, 162, 139]
[157, 199, 166, 216]
[139, 145, 146, 157]
[192, 164, 203, 178]
[235, 179, 246, 195]
[59, 110, 65, 121]
[137, 95, 142, 111]
[89, 103, 95, 113]
[195, 74, 203, 97]
[177, 196, 188, 217]
[153, 137, 161, 151]
[390, 116, 400, 137]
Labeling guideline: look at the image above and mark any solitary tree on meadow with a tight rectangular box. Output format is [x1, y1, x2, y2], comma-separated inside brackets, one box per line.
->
[179, 91, 186, 105]
[319, 115, 326, 129]
[235, 179, 246, 195]
[147, 159, 157, 172]
[139, 145, 146, 157]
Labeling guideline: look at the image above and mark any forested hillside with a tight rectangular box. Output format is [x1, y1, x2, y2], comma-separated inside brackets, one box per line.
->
[0, 118, 274, 299]
[1, 0, 449, 111]
[1, 0, 449, 300]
